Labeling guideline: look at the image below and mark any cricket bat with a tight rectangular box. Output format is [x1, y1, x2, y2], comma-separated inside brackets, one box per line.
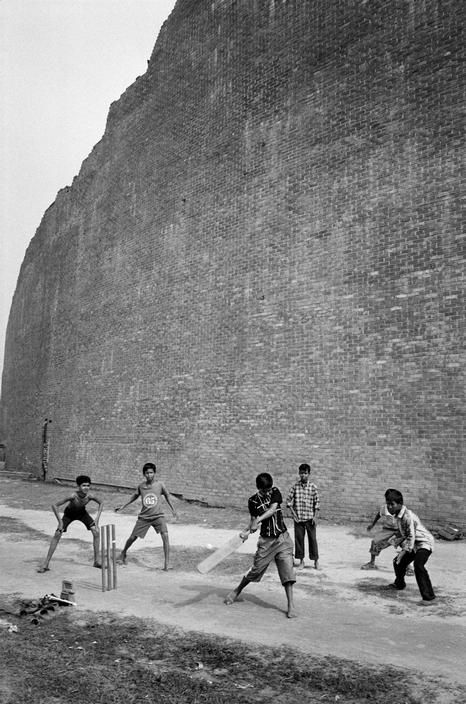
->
[196, 532, 249, 574]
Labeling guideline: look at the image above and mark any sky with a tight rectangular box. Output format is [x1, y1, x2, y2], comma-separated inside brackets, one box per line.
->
[0, 0, 177, 377]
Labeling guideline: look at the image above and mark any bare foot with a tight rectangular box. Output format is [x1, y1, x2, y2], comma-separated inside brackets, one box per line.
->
[360, 562, 377, 570]
[287, 607, 297, 618]
[116, 554, 127, 565]
[296, 562, 305, 570]
[314, 562, 322, 571]
[224, 591, 239, 605]
[37, 566, 50, 573]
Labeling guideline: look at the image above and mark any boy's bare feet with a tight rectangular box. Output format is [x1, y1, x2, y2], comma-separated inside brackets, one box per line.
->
[116, 554, 127, 565]
[295, 561, 305, 569]
[287, 607, 297, 618]
[360, 562, 377, 570]
[224, 591, 239, 605]
[37, 566, 50, 573]
[314, 561, 322, 570]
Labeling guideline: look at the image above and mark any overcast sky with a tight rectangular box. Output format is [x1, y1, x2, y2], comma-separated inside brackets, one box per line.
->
[0, 0, 177, 376]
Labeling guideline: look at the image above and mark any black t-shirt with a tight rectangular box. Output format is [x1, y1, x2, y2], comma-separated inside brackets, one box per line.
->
[248, 487, 287, 538]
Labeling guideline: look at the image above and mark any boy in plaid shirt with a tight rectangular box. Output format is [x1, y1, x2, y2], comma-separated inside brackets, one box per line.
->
[286, 463, 320, 569]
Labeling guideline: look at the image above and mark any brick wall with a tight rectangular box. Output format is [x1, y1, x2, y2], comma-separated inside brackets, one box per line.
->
[1, 0, 464, 526]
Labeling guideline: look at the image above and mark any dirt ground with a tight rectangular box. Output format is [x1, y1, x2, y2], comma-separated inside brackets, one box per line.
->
[1, 476, 466, 689]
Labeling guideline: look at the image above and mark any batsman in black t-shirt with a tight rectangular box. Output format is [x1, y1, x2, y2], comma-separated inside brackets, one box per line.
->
[224, 472, 296, 618]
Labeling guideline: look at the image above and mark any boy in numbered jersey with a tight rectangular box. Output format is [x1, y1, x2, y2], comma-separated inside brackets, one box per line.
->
[115, 462, 177, 570]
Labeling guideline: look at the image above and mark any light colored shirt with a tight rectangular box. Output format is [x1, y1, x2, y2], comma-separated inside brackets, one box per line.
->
[286, 480, 320, 521]
[396, 505, 434, 553]
[378, 504, 398, 530]
[137, 482, 165, 519]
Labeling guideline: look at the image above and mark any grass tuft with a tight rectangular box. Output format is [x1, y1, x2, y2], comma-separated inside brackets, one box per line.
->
[1, 609, 463, 704]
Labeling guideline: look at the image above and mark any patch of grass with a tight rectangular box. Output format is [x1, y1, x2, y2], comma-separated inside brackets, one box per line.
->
[0, 609, 463, 704]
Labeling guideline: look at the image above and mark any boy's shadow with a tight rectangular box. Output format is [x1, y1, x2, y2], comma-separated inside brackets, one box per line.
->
[174, 583, 283, 614]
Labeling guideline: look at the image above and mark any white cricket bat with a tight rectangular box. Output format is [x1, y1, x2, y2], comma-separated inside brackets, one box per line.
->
[196, 532, 248, 574]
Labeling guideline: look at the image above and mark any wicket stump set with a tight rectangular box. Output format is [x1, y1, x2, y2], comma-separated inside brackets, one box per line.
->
[100, 524, 117, 592]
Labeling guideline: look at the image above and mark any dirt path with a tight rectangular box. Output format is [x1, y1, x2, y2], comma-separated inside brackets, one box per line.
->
[1, 503, 466, 685]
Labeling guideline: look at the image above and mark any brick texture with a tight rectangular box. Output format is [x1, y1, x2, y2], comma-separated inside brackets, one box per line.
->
[1, 0, 465, 526]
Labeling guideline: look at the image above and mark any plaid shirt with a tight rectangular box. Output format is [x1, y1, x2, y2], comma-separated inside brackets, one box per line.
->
[286, 480, 320, 521]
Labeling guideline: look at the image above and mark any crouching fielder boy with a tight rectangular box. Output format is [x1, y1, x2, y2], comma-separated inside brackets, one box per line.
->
[224, 472, 296, 618]
[37, 474, 102, 573]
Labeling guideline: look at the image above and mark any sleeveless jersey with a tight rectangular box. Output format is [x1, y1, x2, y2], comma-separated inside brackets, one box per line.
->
[138, 483, 164, 519]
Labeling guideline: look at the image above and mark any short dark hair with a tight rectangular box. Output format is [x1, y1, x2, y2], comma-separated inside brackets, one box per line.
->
[385, 488, 403, 504]
[142, 462, 156, 474]
[298, 463, 311, 473]
[76, 475, 91, 486]
[256, 472, 273, 491]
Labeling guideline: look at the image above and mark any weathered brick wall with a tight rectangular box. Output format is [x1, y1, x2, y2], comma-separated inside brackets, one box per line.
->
[1, 0, 465, 526]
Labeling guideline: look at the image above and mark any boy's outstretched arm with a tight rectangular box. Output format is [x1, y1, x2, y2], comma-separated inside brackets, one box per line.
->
[286, 488, 299, 522]
[114, 492, 139, 513]
[367, 511, 381, 531]
[91, 496, 103, 526]
[398, 511, 415, 553]
[161, 484, 177, 518]
[288, 507, 299, 522]
[240, 514, 256, 538]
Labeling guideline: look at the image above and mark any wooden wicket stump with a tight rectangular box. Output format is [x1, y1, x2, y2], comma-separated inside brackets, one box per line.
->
[100, 524, 117, 591]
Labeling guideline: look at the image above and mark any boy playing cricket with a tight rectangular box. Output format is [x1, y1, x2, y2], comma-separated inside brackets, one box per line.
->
[361, 503, 414, 575]
[115, 462, 177, 571]
[384, 488, 436, 604]
[286, 463, 320, 570]
[37, 474, 102, 573]
[224, 472, 296, 618]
